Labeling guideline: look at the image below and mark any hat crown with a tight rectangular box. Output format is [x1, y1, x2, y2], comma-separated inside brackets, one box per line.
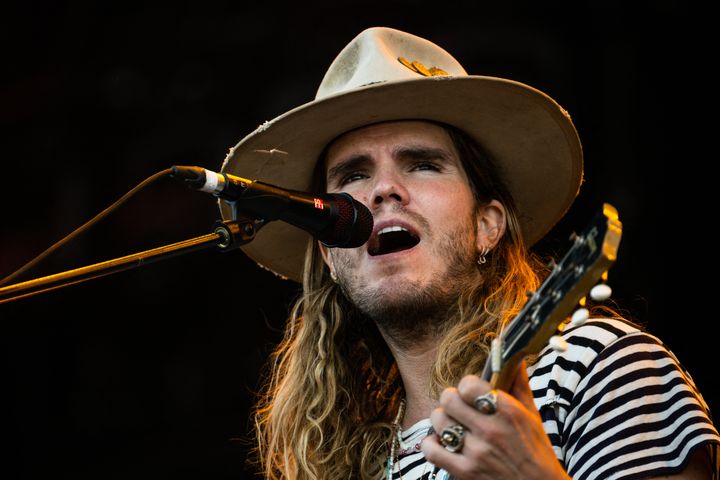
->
[316, 27, 468, 100]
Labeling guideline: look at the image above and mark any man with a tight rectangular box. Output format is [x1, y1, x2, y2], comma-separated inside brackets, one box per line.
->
[219, 27, 718, 479]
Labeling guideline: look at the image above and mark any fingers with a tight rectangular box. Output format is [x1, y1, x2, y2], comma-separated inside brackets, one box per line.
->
[456, 375, 514, 425]
[422, 427, 474, 476]
[457, 374, 493, 407]
[425, 385, 500, 479]
[455, 364, 539, 421]
[423, 373, 527, 476]
[424, 368, 565, 479]
[430, 378, 507, 441]
[438, 385, 487, 430]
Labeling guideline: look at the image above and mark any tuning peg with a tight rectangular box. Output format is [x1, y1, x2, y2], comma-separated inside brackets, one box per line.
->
[549, 335, 569, 352]
[590, 283, 612, 301]
[571, 307, 590, 326]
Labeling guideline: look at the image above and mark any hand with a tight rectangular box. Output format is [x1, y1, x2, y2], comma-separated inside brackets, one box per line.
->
[422, 362, 571, 480]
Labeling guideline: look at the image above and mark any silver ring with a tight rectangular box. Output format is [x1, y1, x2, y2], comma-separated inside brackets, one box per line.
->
[473, 389, 498, 414]
[439, 423, 466, 453]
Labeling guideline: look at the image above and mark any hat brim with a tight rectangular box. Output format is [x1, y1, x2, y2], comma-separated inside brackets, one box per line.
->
[220, 75, 583, 283]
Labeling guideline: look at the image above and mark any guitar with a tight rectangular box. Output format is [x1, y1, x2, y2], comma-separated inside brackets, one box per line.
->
[481, 203, 623, 389]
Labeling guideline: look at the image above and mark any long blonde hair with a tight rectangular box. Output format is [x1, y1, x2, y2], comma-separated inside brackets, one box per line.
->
[252, 123, 546, 479]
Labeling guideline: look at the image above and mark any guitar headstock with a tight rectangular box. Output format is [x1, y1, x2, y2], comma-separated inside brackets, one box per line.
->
[482, 203, 623, 389]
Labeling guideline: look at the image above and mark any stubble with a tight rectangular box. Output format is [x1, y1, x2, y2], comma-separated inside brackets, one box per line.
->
[330, 209, 480, 346]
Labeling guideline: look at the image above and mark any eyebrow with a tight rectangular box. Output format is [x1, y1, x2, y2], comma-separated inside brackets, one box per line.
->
[394, 145, 453, 163]
[326, 145, 454, 185]
[326, 154, 372, 186]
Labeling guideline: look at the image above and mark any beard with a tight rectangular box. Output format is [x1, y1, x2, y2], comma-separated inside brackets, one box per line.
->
[329, 210, 480, 345]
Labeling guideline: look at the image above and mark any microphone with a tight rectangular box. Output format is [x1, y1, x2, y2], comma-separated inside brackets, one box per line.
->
[170, 166, 373, 248]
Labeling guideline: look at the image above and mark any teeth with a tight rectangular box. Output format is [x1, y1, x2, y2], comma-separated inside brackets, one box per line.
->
[379, 226, 408, 235]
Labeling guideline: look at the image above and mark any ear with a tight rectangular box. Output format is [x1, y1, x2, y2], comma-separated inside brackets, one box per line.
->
[476, 200, 507, 252]
[318, 241, 336, 278]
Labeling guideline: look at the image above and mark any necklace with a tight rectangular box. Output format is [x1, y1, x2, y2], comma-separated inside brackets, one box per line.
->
[386, 400, 441, 480]
[386, 399, 406, 479]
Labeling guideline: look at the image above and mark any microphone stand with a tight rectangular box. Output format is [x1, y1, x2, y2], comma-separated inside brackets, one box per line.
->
[0, 219, 256, 304]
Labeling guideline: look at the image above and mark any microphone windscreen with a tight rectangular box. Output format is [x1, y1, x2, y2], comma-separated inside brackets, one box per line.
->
[320, 193, 373, 248]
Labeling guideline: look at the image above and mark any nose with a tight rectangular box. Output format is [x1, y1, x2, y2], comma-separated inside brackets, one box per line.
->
[369, 167, 410, 209]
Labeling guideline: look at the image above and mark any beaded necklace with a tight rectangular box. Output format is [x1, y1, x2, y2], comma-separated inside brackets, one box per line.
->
[385, 399, 406, 479]
[385, 400, 442, 480]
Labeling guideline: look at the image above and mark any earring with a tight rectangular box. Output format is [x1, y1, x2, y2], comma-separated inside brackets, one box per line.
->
[477, 246, 490, 265]
[330, 270, 337, 281]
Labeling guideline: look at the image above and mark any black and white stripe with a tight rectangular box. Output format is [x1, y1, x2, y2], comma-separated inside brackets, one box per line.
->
[529, 318, 719, 479]
[385, 318, 719, 479]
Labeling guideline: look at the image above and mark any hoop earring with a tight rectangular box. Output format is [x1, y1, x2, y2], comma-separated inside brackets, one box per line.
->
[477, 246, 490, 265]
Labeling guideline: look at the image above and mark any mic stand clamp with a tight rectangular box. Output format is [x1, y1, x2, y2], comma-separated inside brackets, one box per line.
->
[214, 218, 257, 251]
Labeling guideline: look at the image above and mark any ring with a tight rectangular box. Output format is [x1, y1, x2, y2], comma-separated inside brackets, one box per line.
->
[439, 423, 466, 453]
[473, 390, 498, 414]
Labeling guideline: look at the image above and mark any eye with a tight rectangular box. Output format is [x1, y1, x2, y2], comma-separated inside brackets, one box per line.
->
[412, 162, 441, 172]
[339, 172, 367, 185]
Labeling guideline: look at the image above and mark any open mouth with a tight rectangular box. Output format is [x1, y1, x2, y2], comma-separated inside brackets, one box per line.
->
[367, 226, 420, 256]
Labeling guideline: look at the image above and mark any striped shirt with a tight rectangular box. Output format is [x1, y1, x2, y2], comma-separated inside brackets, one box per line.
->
[388, 318, 719, 479]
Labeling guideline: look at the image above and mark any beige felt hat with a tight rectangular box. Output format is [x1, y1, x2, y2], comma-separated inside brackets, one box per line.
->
[220, 27, 583, 283]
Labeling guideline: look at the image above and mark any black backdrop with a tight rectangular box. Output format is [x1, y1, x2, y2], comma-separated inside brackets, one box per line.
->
[2, 2, 716, 478]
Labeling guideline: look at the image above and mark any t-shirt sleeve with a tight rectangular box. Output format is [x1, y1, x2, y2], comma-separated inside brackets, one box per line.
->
[529, 318, 719, 480]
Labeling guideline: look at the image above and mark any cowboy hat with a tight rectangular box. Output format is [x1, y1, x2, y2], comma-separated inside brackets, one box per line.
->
[219, 27, 583, 282]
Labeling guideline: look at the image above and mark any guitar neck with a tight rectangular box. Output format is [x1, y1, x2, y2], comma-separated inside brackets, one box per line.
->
[479, 203, 622, 391]
[480, 349, 526, 390]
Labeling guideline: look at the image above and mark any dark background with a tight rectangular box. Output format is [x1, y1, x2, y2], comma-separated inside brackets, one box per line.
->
[1, 1, 715, 478]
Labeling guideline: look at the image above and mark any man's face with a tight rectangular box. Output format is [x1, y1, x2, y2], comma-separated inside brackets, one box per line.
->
[320, 121, 496, 334]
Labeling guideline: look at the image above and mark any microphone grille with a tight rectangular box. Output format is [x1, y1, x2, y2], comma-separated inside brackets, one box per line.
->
[322, 193, 373, 248]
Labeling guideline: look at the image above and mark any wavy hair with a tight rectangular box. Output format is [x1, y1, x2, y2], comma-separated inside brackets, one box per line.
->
[252, 123, 547, 479]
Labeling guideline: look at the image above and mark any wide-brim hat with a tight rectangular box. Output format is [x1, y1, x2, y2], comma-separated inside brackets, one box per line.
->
[219, 27, 583, 283]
